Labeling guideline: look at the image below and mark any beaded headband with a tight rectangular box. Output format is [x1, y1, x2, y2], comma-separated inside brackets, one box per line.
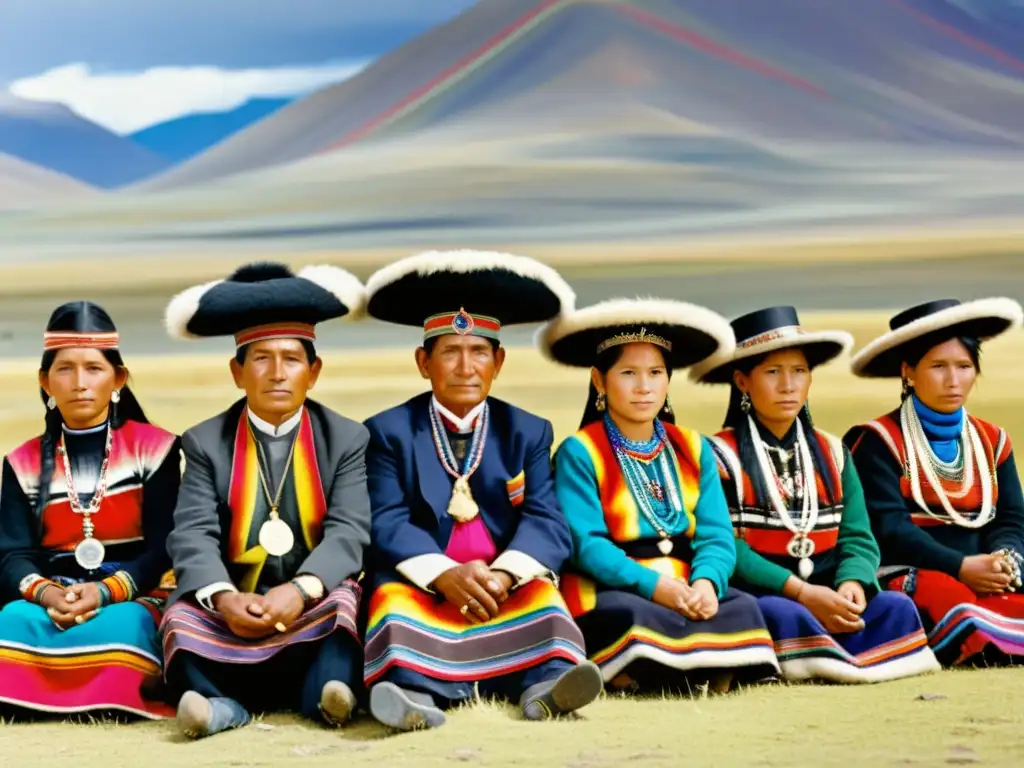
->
[423, 308, 501, 341]
[43, 331, 120, 351]
[596, 326, 672, 355]
[234, 322, 316, 348]
[737, 324, 805, 349]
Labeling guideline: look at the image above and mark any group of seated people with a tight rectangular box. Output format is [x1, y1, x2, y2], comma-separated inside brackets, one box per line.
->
[0, 250, 1021, 740]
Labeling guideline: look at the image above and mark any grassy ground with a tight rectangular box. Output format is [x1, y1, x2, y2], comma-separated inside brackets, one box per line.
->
[1, 309, 1022, 766]
[2, 670, 1023, 768]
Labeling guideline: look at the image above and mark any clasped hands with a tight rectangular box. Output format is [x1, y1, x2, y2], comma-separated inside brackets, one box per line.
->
[213, 583, 306, 639]
[40, 582, 103, 630]
[432, 560, 514, 624]
[788, 578, 867, 634]
[652, 575, 719, 620]
[959, 552, 1020, 595]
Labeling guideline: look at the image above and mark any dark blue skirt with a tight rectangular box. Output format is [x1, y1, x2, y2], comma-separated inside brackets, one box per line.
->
[759, 591, 939, 683]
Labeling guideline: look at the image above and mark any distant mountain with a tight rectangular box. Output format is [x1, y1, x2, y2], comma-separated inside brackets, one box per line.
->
[0, 152, 96, 210]
[129, 98, 293, 164]
[0, 92, 171, 188]
[136, 0, 1024, 193]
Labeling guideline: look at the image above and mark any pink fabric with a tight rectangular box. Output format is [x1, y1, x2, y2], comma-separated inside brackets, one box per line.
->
[445, 516, 498, 564]
[0, 660, 174, 719]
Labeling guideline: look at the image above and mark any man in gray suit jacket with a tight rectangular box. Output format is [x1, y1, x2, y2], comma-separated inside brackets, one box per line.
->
[159, 262, 371, 739]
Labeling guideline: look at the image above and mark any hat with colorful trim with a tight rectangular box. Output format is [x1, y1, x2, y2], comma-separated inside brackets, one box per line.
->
[849, 297, 1023, 378]
[689, 305, 852, 384]
[364, 250, 575, 342]
[163, 261, 366, 347]
[539, 297, 735, 370]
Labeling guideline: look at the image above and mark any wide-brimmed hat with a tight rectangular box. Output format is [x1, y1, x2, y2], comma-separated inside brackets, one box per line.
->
[365, 250, 575, 342]
[850, 297, 1023, 378]
[538, 297, 735, 370]
[165, 261, 366, 347]
[689, 305, 852, 384]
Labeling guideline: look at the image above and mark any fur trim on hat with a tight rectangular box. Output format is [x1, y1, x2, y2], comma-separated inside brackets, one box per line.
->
[164, 279, 223, 340]
[366, 249, 576, 314]
[538, 297, 735, 369]
[850, 297, 1023, 378]
[297, 265, 367, 320]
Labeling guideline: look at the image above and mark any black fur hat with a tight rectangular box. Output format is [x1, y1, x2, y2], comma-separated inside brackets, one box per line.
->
[165, 261, 366, 346]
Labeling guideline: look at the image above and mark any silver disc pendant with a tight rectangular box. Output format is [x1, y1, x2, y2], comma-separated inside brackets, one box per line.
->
[798, 557, 814, 580]
[259, 518, 295, 557]
[786, 534, 815, 560]
[657, 537, 674, 556]
[74, 537, 106, 571]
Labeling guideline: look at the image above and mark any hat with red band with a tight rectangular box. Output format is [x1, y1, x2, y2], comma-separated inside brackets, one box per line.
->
[164, 261, 366, 347]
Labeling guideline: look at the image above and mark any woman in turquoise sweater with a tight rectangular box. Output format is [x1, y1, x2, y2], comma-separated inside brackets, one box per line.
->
[690, 306, 939, 683]
[540, 298, 781, 694]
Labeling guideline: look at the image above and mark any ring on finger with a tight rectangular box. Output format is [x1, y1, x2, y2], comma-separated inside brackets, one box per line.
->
[459, 604, 470, 616]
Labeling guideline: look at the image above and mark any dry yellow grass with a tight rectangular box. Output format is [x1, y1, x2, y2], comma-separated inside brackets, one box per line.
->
[2, 671, 1023, 768]
[2, 225, 1023, 295]
[1, 309, 1022, 767]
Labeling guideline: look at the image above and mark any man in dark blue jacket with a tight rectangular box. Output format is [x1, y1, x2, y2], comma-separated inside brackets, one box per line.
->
[360, 250, 602, 731]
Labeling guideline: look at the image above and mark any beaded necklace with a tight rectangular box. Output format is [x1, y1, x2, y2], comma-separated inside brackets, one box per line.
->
[58, 423, 113, 571]
[900, 395, 994, 528]
[429, 400, 489, 522]
[604, 415, 683, 555]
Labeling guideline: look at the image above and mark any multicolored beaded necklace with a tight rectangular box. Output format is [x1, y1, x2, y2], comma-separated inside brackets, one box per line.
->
[58, 423, 113, 570]
[604, 415, 683, 554]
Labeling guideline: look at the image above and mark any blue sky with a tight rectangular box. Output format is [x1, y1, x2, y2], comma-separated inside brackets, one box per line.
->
[0, 0, 478, 133]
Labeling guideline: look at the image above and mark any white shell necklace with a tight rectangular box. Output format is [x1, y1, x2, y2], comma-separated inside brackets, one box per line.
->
[748, 414, 819, 579]
[900, 396, 993, 529]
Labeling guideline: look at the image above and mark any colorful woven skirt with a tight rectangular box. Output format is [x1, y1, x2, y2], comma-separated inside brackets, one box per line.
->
[0, 600, 172, 718]
[889, 569, 1024, 665]
[161, 581, 361, 671]
[570, 586, 780, 683]
[759, 592, 939, 682]
[363, 578, 586, 686]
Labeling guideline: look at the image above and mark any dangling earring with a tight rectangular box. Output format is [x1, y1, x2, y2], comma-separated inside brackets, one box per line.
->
[663, 395, 673, 414]
[595, 391, 607, 412]
[111, 389, 121, 404]
[901, 379, 912, 400]
[46, 395, 56, 410]
[740, 392, 751, 414]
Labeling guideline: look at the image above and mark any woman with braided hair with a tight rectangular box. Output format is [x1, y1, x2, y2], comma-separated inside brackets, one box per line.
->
[0, 301, 181, 718]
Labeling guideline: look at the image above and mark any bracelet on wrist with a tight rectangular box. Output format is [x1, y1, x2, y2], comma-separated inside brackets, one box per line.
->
[289, 578, 313, 608]
[20, 573, 59, 603]
[96, 582, 113, 607]
[100, 571, 137, 604]
[35, 581, 59, 606]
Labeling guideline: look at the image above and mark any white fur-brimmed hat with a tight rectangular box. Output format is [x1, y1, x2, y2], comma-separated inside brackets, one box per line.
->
[850, 297, 1024, 378]
[689, 305, 852, 384]
[365, 249, 575, 342]
[164, 261, 366, 347]
[538, 297, 735, 370]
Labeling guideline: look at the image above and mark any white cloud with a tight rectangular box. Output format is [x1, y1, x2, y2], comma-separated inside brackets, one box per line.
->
[8, 61, 370, 134]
